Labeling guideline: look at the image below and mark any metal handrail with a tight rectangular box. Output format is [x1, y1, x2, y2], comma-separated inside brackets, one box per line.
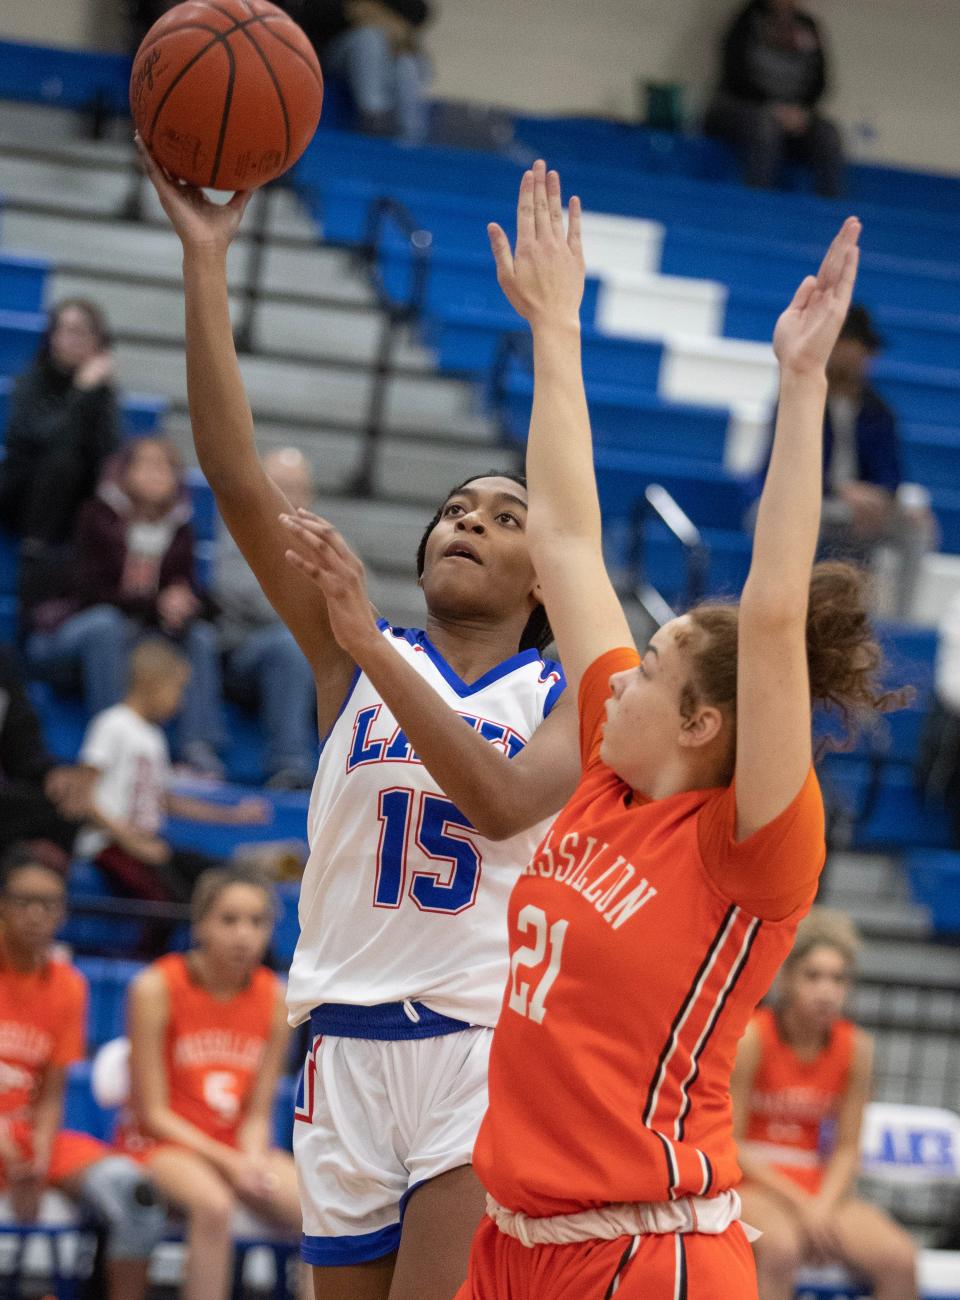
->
[627, 483, 709, 619]
[488, 329, 533, 443]
[350, 196, 433, 496]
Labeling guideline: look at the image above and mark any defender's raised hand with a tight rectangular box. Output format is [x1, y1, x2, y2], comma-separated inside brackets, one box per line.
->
[488, 159, 585, 329]
[774, 216, 861, 377]
[280, 510, 380, 658]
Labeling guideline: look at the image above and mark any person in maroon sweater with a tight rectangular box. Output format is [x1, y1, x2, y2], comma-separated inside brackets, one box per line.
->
[25, 438, 225, 776]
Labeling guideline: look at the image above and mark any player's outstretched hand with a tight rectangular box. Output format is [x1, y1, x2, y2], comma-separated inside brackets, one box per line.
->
[280, 510, 380, 659]
[135, 134, 251, 255]
[773, 216, 861, 378]
[488, 159, 585, 329]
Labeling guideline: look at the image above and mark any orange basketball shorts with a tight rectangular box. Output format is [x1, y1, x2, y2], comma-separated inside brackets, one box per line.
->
[0, 1122, 108, 1190]
[455, 1215, 758, 1300]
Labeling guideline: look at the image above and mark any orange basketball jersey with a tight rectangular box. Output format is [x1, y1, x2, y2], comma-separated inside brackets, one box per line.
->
[473, 648, 826, 1217]
[0, 943, 87, 1119]
[742, 1006, 856, 1193]
[121, 953, 278, 1150]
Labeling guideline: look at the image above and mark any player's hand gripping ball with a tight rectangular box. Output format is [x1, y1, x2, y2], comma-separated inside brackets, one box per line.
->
[130, 0, 323, 190]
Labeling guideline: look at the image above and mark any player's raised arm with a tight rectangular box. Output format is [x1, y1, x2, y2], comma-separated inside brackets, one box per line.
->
[487, 161, 635, 691]
[136, 142, 354, 722]
[734, 219, 860, 839]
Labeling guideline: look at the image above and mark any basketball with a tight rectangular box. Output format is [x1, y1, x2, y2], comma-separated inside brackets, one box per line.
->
[129, 0, 323, 191]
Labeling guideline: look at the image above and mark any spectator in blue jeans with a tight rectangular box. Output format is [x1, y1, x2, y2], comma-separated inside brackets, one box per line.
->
[301, 0, 432, 143]
[705, 0, 844, 197]
[215, 448, 317, 789]
[26, 438, 226, 777]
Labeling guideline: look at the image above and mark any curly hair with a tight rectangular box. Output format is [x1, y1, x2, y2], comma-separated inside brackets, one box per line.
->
[676, 561, 910, 780]
[416, 471, 553, 656]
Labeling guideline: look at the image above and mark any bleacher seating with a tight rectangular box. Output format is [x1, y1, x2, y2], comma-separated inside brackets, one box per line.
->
[2, 44, 960, 1294]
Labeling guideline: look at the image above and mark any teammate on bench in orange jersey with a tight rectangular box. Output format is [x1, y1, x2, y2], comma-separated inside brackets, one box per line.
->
[118, 866, 306, 1300]
[733, 908, 917, 1299]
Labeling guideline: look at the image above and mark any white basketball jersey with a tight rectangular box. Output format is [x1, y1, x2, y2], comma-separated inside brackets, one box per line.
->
[286, 623, 565, 1030]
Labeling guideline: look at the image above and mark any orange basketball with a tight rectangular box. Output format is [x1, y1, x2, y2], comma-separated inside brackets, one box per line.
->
[130, 0, 323, 191]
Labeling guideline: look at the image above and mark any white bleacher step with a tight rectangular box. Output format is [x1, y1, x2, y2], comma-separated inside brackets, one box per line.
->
[824, 852, 916, 905]
[167, 414, 501, 509]
[596, 271, 727, 341]
[366, 573, 431, 629]
[859, 938, 960, 990]
[912, 553, 960, 627]
[798, 1253, 960, 1300]
[316, 498, 431, 575]
[252, 299, 435, 373]
[114, 340, 495, 441]
[2, 209, 374, 306]
[0, 103, 132, 164]
[660, 333, 778, 409]
[51, 270, 428, 370]
[580, 211, 664, 278]
[0, 143, 317, 240]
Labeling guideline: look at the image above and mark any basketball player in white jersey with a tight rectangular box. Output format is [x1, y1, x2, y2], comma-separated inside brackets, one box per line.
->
[138, 143, 581, 1300]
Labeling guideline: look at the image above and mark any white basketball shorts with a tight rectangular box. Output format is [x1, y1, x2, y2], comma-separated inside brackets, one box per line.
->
[293, 1005, 491, 1267]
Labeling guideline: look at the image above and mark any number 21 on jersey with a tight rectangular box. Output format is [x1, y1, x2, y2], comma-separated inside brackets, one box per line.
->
[508, 904, 568, 1023]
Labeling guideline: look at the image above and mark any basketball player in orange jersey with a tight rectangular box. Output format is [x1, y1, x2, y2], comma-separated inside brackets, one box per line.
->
[266, 166, 905, 1299]
[732, 908, 918, 1298]
[121, 867, 306, 1300]
[0, 845, 165, 1300]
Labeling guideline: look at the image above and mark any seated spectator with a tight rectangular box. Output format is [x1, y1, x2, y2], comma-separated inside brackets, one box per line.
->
[25, 436, 226, 776]
[0, 299, 120, 623]
[0, 644, 96, 865]
[705, 0, 844, 197]
[75, 640, 267, 910]
[119, 867, 305, 1300]
[820, 306, 934, 618]
[751, 306, 934, 619]
[216, 448, 317, 790]
[732, 909, 918, 1300]
[300, 0, 432, 143]
[0, 845, 166, 1298]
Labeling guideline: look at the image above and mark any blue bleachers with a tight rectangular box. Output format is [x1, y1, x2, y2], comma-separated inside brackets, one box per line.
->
[0, 252, 49, 313]
[0, 38, 130, 115]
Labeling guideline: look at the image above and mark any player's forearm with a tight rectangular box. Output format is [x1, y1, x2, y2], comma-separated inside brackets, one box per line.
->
[166, 793, 236, 824]
[742, 370, 826, 623]
[181, 248, 260, 495]
[815, 1144, 859, 1209]
[526, 319, 602, 554]
[141, 1105, 235, 1170]
[93, 807, 169, 865]
[737, 1153, 810, 1211]
[354, 636, 534, 839]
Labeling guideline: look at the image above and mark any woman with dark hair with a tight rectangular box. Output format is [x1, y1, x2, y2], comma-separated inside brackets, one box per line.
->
[26, 436, 225, 775]
[138, 140, 581, 1300]
[0, 298, 119, 547]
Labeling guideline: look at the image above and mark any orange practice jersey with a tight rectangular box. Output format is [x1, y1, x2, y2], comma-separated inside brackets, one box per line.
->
[0, 944, 86, 1119]
[121, 953, 278, 1150]
[474, 648, 826, 1217]
[742, 1005, 856, 1193]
